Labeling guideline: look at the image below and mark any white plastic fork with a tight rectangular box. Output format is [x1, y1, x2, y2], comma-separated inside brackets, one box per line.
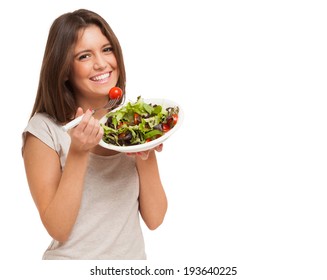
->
[62, 96, 123, 132]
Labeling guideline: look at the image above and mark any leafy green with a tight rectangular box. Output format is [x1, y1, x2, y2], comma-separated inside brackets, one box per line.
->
[101, 96, 179, 146]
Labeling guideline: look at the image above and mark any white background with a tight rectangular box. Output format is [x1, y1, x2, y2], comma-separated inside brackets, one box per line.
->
[1, 0, 326, 279]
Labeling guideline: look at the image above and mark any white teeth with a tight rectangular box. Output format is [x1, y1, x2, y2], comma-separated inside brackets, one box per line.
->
[92, 73, 110, 81]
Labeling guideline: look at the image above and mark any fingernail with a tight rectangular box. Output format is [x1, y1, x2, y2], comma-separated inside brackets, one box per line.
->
[156, 144, 163, 152]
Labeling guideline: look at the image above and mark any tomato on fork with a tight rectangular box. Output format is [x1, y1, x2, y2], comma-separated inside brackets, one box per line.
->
[109, 87, 123, 99]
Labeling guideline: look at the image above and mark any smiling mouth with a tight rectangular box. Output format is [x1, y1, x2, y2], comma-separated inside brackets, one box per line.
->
[90, 72, 110, 82]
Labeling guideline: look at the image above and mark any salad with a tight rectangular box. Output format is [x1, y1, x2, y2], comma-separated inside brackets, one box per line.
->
[101, 97, 179, 146]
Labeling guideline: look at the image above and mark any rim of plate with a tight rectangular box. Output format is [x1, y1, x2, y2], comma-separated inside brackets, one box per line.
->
[99, 98, 183, 152]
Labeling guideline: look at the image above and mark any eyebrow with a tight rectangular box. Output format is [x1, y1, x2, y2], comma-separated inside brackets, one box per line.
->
[74, 43, 112, 58]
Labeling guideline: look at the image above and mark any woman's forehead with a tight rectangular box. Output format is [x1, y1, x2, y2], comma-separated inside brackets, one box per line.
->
[75, 25, 110, 48]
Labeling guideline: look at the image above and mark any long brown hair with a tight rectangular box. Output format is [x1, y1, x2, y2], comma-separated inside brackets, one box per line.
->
[30, 9, 126, 123]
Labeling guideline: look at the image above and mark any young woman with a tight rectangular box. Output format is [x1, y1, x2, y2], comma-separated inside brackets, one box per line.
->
[22, 9, 167, 260]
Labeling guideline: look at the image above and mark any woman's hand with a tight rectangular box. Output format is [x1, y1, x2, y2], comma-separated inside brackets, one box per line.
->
[68, 107, 104, 153]
[126, 143, 163, 160]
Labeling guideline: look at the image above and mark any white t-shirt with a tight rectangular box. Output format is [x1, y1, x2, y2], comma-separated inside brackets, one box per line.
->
[22, 113, 146, 260]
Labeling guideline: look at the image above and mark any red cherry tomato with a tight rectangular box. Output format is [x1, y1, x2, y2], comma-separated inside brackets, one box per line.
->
[172, 113, 178, 125]
[167, 113, 178, 127]
[108, 87, 123, 99]
[162, 123, 171, 132]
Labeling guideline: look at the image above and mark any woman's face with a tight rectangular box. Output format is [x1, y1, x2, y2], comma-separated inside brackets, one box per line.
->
[70, 25, 119, 106]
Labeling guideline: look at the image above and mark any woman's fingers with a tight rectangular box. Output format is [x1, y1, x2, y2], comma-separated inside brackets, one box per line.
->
[154, 143, 163, 152]
[136, 151, 150, 160]
[75, 107, 84, 118]
[126, 144, 163, 160]
[82, 115, 96, 136]
[77, 109, 94, 132]
[69, 108, 104, 152]
[75, 109, 101, 136]
[93, 120, 104, 142]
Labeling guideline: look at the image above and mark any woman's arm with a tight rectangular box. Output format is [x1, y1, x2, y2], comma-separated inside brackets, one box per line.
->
[23, 109, 103, 242]
[136, 146, 167, 230]
[23, 135, 89, 242]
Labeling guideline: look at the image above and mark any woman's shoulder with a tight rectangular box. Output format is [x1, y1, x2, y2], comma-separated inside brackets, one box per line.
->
[29, 112, 58, 125]
[22, 112, 70, 155]
[26, 112, 63, 133]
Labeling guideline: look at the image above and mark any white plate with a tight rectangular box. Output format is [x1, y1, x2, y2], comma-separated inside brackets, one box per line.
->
[99, 98, 184, 153]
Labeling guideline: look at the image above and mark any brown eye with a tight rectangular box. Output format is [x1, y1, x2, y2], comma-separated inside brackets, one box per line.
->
[103, 46, 113, 53]
[78, 53, 91, 61]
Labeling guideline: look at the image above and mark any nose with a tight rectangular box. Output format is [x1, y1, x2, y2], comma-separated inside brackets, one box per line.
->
[93, 54, 107, 70]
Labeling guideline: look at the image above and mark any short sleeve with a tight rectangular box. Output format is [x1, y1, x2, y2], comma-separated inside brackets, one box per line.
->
[22, 113, 57, 152]
[22, 113, 71, 169]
